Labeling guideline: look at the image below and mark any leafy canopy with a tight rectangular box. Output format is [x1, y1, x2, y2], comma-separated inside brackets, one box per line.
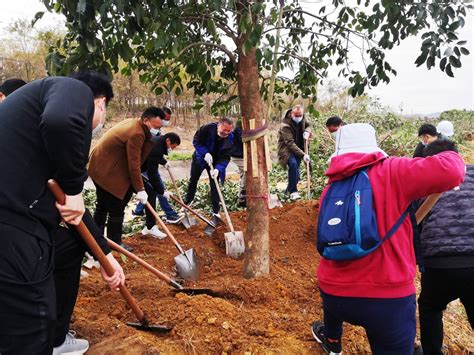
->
[39, 0, 471, 113]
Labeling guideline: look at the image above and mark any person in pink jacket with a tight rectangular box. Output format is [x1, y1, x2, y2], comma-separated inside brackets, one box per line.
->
[311, 123, 465, 355]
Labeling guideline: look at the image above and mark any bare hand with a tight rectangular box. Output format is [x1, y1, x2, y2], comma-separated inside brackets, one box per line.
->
[55, 193, 85, 225]
[100, 253, 126, 291]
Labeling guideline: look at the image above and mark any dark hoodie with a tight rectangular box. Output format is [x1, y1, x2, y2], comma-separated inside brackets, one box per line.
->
[317, 151, 465, 298]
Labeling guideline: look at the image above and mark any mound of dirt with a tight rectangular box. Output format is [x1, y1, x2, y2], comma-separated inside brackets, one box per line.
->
[74, 201, 472, 354]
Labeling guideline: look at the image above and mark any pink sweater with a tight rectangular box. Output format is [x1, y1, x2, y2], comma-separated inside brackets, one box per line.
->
[317, 151, 465, 298]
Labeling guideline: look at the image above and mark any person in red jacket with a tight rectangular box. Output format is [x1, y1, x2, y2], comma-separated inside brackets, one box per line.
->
[311, 123, 465, 355]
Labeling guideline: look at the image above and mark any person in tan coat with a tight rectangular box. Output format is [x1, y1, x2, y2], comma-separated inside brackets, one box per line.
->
[88, 106, 166, 251]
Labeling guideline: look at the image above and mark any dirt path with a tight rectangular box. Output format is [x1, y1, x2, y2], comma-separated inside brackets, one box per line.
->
[73, 201, 472, 354]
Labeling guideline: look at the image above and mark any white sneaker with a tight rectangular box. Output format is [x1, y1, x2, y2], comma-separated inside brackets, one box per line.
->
[141, 225, 167, 239]
[290, 192, 301, 201]
[53, 330, 89, 355]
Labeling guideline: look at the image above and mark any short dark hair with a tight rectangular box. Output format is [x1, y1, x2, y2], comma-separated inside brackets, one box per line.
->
[418, 123, 437, 137]
[69, 71, 114, 105]
[219, 116, 234, 125]
[423, 139, 458, 157]
[326, 116, 344, 127]
[0, 78, 26, 96]
[163, 132, 181, 145]
[162, 106, 172, 116]
[141, 106, 165, 120]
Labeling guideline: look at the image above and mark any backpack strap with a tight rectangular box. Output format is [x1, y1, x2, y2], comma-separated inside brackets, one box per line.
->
[380, 208, 410, 242]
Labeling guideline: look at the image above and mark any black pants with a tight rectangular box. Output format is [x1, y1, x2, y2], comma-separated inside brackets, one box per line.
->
[93, 182, 134, 244]
[184, 158, 221, 214]
[418, 267, 474, 355]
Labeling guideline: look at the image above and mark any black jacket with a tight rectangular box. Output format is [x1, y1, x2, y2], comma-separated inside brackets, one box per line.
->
[231, 125, 243, 159]
[0, 77, 93, 242]
[141, 135, 168, 195]
[420, 164, 474, 268]
[413, 142, 425, 158]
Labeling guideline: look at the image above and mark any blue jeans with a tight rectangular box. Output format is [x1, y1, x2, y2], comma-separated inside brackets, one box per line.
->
[287, 154, 301, 193]
[134, 195, 176, 218]
[321, 291, 416, 355]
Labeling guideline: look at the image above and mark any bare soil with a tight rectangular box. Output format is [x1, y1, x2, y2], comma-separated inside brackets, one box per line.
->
[73, 201, 472, 354]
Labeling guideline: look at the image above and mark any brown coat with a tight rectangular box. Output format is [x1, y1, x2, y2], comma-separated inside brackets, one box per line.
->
[88, 118, 154, 199]
[277, 112, 311, 168]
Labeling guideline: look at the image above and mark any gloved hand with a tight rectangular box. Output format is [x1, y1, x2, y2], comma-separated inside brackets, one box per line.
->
[136, 190, 148, 204]
[303, 131, 311, 140]
[303, 154, 311, 163]
[163, 191, 173, 199]
[204, 153, 213, 167]
[210, 169, 219, 179]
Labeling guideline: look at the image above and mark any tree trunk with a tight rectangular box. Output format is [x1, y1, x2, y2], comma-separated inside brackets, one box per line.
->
[237, 44, 270, 278]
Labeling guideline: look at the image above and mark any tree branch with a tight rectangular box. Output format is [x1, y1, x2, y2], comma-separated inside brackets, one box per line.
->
[262, 26, 332, 40]
[181, 14, 238, 44]
[274, 52, 324, 78]
[177, 42, 238, 68]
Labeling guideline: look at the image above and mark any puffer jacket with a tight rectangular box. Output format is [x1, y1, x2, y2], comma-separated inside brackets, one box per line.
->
[420, 164, 474, 268]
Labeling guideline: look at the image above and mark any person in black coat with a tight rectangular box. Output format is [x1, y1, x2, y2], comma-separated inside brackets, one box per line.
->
[413, 123, 439, 158]
[0, 71, 124, 355]
[140, 132, 182, 239]
[184, 117, 234, 220]
[418, 141, 473, 355]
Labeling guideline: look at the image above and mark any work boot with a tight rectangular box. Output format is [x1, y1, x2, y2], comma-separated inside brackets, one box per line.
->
[311, 321, 342, 355]
[211, 213, 223, 226]
[119, 242, 134, 252]
[290, 192, 301, 201]
[53, 330, 89, 355]
[165, 214, 184, 224]
[141, 225, 166, 239]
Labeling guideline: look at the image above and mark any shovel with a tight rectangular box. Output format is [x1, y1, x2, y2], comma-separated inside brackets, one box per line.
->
[209, 163, 245, 258]
[145, 202, 199, 281]
[168, 195, 217, 236]
[107, 238, 217, 296]
[166, 166, 198, 229]
[48, 180, 171, 333]
[304, 137, 311, 199]
[415, 193, 443, 224]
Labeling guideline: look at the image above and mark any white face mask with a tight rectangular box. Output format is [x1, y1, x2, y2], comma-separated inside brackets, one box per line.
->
[162, 120, 170, 127]
[292, 115, 303, 123]
[331, 132, 337, 139]
[168, 148, 173, 154]
[92, 122, 104, 137]
[150, 128, 160, 136]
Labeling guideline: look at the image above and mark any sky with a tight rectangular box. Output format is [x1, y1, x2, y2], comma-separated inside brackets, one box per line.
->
[0, 0, 473, 115]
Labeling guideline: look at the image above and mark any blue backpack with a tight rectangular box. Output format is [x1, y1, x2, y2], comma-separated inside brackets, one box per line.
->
[317, 168, 410, 261]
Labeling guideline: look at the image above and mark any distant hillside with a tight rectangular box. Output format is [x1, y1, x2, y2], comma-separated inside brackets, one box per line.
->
[403, 112, 442, 120]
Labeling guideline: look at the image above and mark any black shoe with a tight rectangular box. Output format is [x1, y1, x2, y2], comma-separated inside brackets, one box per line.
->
[311, 321, 342, 355]
[165, 214, 184, 224]
[120, 243, 134, 252]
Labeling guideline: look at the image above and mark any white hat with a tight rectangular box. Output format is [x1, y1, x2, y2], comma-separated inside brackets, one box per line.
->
[331, 123, 388, 159]
[436, 120, 454, 137]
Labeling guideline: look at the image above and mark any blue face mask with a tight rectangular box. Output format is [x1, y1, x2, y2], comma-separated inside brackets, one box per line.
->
[292, 115, 303, 123]
[150, 128, 160, 136]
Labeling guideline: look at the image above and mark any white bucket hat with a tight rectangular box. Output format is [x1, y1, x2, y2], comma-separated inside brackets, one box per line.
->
[436, 120, 454, 137]
[331, 123, 388, 159]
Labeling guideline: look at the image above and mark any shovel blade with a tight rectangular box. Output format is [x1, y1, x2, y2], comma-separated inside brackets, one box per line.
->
[174, 249, 199, 281]
[225, 231, 245, 258]
[126, 322, 172, 333]
[203, 224, 215, 236]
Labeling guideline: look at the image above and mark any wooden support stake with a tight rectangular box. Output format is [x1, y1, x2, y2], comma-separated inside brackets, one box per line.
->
[249, 119, 259, 178]
[263, 120, 272, 171]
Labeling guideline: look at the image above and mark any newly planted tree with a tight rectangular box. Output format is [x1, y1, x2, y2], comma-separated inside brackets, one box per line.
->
[39, 0, 471, 278]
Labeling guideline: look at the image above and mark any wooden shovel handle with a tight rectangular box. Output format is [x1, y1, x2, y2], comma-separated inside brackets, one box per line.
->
[209, 163, 234, 233]
[415, 193, 443, 225]
[169, 195, 215, 227]
[304, 138, 310, 197]
[106, 238, 182, 290]
[144, 202, 185, 254]
[47, 180, 146, 323]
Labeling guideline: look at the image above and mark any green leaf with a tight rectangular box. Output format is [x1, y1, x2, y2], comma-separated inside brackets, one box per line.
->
[32, 11, 45, 26]
[414, 51, 428, 67]
[449, 55, 461, 68]
[445, 64, 454, 77]
[439, 57, 447, 71]
[460, 47, 470, 55]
